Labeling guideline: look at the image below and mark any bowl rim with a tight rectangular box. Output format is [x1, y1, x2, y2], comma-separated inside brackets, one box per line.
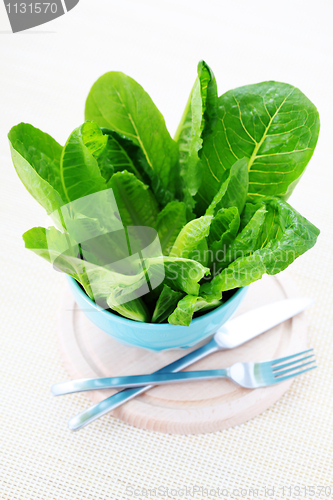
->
[66, 275, 247, 330]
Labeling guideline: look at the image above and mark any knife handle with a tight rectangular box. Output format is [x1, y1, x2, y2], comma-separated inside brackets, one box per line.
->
[67, 337, 220, 431]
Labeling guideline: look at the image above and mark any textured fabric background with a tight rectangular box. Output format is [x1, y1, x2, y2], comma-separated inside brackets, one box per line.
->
[0, 1, 332, 498]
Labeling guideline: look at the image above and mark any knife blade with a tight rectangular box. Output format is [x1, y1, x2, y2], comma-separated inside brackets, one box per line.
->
[214, 297, 313, 348]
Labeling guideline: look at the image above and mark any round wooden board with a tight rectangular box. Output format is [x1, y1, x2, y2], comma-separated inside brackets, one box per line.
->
[58, 273, 308, 434]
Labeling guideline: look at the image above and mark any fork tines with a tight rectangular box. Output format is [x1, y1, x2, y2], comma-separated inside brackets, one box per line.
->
[271, 349, 316, 382]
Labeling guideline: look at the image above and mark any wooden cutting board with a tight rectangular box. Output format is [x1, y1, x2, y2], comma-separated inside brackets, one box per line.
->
[57, 273, 308, 434]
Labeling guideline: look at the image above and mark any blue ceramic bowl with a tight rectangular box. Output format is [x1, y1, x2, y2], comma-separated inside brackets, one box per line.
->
[67, 276, 248, 351]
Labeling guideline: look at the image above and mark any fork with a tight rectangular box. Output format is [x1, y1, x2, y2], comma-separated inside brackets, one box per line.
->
[52, 349, 316, 396]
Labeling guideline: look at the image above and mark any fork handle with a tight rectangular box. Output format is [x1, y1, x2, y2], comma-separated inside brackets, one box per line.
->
[68, 337, 220, 431]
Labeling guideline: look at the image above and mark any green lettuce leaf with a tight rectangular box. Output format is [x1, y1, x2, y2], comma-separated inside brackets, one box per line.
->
[108, 171, 159, 227]
[204, 158, 248, 216]
[148, 256, 210, 296]
[107, 286, 150, 323]
[101, 129, 174, 206]
[8, 123, 65, 214]
[154, 201, 187, 255]
[201, 198, 319, 295]
[23, 226, 159, 325]
[220, 206, 267, 269]
[81, 121, 108, 159]
[170, 215, 213, 259]
[24, 225, 209, 316]
[198, 60, 218, 139]
[208, 207, 240, 262]
[60, 122, 107, 202]
[105, 255, 209, 317]
[174, 61, 218, 212]
[85, 71, 179, 195]
[217, 158, 249, 213]
[188, 237, 209, 267]
[197, 81, 320, 209]
[108, 297, 150, 322]
[151, 285, 184, 323]
[23, 226, 149, 304]
[206, 205, 265, 276]
[168, 294, 221, 326]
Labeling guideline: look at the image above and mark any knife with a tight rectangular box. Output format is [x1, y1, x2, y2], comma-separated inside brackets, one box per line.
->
[61, 297, 312, 430]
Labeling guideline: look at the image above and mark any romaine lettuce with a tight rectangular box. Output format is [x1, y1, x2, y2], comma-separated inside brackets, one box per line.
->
[9, 61, 320, 326]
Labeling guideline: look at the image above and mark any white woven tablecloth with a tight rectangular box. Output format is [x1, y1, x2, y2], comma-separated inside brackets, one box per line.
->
[1, 1, 332, 498]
